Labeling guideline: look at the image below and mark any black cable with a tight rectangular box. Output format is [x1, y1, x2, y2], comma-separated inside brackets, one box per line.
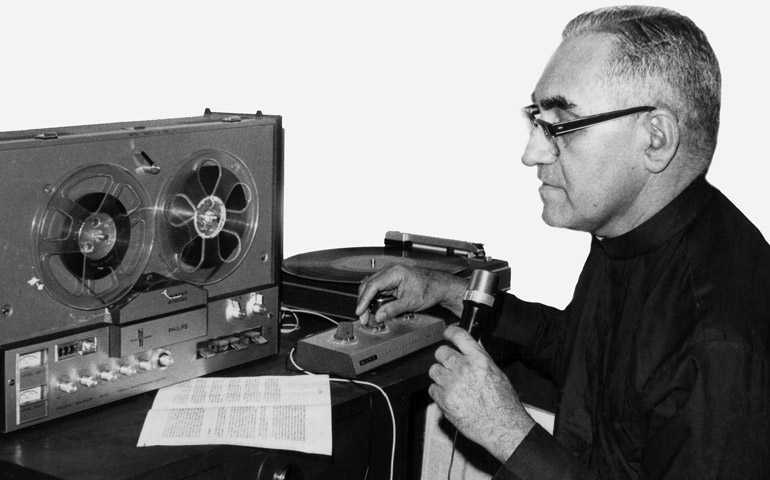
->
[447, 427, 460, 480]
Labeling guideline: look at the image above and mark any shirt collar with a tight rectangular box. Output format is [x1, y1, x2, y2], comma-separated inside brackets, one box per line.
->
[595, 176, 714, 259]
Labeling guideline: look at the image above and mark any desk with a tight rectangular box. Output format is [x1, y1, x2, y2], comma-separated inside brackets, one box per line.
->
[0, 316, 438, 480]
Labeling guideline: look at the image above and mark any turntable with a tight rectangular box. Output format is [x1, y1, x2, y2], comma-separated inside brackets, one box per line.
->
[283, 232, 510, 376]
[282, 231, 510, 320]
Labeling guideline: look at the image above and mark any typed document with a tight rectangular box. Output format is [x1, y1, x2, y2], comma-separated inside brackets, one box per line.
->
[137, 375, 332, 455]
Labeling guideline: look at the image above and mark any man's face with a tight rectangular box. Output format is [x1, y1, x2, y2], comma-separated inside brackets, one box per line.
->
[523, 33, 652, 237]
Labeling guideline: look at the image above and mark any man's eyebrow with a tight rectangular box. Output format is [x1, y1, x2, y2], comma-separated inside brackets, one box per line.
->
[530, 93, 577, 112]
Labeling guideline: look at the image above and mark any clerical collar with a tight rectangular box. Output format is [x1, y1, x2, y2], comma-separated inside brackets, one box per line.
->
[595, 176, 714, 260]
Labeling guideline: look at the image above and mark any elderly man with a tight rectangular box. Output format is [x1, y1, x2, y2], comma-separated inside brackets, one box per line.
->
[357, 6, 769, 479]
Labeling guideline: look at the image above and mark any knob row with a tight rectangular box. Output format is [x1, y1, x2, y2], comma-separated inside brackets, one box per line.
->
[56, 349, 174, 394]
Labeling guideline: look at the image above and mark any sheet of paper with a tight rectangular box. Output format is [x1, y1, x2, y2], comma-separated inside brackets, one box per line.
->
[137, 375, 332, 455]
[523, 403, 555, 435]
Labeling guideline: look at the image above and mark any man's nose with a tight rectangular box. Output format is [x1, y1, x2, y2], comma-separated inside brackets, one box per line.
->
[521, 130, 558, 167]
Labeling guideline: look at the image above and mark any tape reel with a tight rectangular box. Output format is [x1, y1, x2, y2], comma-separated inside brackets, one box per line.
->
[32, 149, 259, 310]
[155, 149, 259, 285]
[32, 164, 154, 310]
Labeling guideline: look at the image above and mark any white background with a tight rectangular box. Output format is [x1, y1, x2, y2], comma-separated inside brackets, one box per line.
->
[2, 1, 766, 309]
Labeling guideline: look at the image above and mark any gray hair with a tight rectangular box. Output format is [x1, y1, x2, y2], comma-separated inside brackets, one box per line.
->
[563, 6, 721, 168]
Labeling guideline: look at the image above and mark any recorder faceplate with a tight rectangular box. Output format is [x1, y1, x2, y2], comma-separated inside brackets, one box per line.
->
[0, 110, 283, 432]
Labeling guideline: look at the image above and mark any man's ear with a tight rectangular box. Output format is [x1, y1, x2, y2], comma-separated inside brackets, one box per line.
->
[644, 107, 680, 173]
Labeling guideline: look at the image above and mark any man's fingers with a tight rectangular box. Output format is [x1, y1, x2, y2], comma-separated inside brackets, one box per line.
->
[444, 325, 485, 356]
[427, 383, 443, 405]
[355, 270, 401, 316]
[434, 344, 460, 366]
[355, 280, 380, 316]
[372, 298, 412, 323]
[428, 362, 445, 384]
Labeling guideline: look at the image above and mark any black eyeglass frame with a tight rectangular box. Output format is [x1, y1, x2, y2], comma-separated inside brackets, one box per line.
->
[523, 104, 656, 138]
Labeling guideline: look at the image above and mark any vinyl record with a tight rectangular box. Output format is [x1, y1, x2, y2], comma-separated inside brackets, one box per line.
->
[156, 149, 259, 285]
[32, 164, 154, 310]
[282, 247, 468, 284]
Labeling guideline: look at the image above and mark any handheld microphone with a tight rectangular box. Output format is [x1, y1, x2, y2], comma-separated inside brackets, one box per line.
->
[458, 269, 500, 340]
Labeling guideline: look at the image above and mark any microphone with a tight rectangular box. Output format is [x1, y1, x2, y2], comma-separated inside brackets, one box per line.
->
[458, 269, 500, 340]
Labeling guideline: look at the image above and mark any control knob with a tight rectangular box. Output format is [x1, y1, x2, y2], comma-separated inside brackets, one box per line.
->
[78, 375, 99, 388]
[249, 293, 268, 315]
[157, 351, 174, 368]
[57, 377, 78, 394]
[137, 358, 154, 372]
[99, 369, 118, 382]
[226, 299, 248, 320]
[118, 364, 137, 376]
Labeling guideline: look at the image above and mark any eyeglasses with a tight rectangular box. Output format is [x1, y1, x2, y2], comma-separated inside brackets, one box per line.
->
[523, 104, 655, 156]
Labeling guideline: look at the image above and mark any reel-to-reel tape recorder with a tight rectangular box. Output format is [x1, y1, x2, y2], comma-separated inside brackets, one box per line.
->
[0, 109, 283, 432]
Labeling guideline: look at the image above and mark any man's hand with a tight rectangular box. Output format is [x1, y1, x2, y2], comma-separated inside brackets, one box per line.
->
[428, 325, 537, 463]
[356, 265, 467, 325]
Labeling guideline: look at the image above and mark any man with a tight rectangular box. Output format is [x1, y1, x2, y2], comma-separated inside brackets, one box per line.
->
[356, 6, 769, 479]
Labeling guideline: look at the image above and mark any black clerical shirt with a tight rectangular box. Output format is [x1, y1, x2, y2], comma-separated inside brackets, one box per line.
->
[491, 177, 770, 479]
